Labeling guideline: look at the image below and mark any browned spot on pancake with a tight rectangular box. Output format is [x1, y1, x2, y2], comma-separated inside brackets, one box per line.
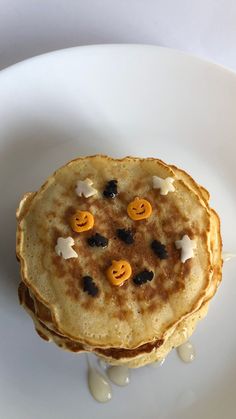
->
[147, 301, 158, 313]
[183, 259, 192, 276]
[162, 218, 177, 237]
[139, 306, 145, 315]
[214, 265, 221, 275]
[81, 300, 93, 310]
[52, 227, 63, 245]
[20, 284, 35, 312]
[52, 198, 63, 208]
[95, 339, 164, 359]
[35, 298, 52, 322]
[160, 204, 190, 238]
[172, 204, 190, 223]
[63, 261, 82, 300]
[167, 243, 180, 260]
[104, 291, 111, 304]
[34, 222, 48, 240]
[114, 290, 125, 307]
[46, 210, 56, 218]
[171, 264, 186, 293]
[80, 293, 104, 312]
[67, 259, 82, 280]
[173, 279, 185, 293]
[110, 288, 133, 320]
[64, 340, 84, 352]
[51, 255, 67, 278]
[134, 273, 169, 311]
[63, 206, 77, 225]
[18, 282, 25, 305]
[117, 191, 128, 201]
[132, 180, 145, 192]
[112, 308, 131, 321]
[61, 190, 72, 199]
[199, 231, 208, 243]
[156, 282, 169, 301]
[135, 283, 158, 302]
[179, 228, 194, 240]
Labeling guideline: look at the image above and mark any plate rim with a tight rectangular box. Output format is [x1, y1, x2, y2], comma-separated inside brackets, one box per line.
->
[1, 43, 236, 79]
[0, 42, 236, 419]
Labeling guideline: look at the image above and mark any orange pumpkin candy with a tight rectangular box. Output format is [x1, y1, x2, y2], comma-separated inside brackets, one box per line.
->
[106, 260, 132, 286]
[127, 197, 152, 221]
[70, 210, 94, 233]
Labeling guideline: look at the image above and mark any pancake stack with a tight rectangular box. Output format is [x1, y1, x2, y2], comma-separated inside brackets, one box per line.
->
[16, 155, 222, 367]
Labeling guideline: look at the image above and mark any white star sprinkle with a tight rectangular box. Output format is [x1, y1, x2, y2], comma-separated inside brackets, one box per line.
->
[175, 235, 196, 263]
[55, 237, 78, 260]
[152, 176, 175, 195]
[76, 178, 97, 198]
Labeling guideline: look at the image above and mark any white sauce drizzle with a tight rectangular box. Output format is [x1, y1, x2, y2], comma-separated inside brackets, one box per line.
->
[222, 252, 236, 262]
[149, 358, 166, 368]
[177, 341, 195, 363]
[107, 366, 130, 386]
[97, 358, 108, 370]
[87, 364, 112, 403]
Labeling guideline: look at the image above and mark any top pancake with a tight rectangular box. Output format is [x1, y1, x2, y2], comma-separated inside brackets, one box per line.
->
[16, 155, 214, 349]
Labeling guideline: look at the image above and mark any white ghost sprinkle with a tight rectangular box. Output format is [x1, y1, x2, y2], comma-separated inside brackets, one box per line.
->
[175, 235, 196, 263]
[76, 178, 97, 198]
[152, 176, 175, 195]
[55, 237, 78, 260]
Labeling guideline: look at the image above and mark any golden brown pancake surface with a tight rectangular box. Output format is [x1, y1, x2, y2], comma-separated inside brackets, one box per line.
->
[16, 155, 222, 353]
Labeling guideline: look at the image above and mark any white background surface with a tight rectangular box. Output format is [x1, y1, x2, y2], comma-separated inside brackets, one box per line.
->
[0, 0, 236, 71]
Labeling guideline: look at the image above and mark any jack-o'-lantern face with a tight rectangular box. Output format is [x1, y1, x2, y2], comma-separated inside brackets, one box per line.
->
[127, 197, 152, 221]
[106, 260, 132, 286]
[70, 210, 94, 233]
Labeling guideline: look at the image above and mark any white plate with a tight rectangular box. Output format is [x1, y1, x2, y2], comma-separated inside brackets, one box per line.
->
[0, 45, 236, 419]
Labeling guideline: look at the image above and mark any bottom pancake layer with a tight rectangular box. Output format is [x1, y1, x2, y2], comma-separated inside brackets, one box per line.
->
[19, 281, 209, 368]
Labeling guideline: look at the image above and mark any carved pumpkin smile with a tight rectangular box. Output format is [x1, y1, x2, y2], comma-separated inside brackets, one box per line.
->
[127, 197, 152, 221]
[70, 210, 94, 233]
[106, 260, 132, 286]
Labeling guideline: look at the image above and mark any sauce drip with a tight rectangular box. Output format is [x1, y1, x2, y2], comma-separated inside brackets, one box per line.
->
[107, 366, 130, 386]
[176, 341, 195, 363]
[149, 358, 165, 368]
[222, 252, 236, 262]
[87, 364, 112, 403]
[97, 358, 108, 370]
